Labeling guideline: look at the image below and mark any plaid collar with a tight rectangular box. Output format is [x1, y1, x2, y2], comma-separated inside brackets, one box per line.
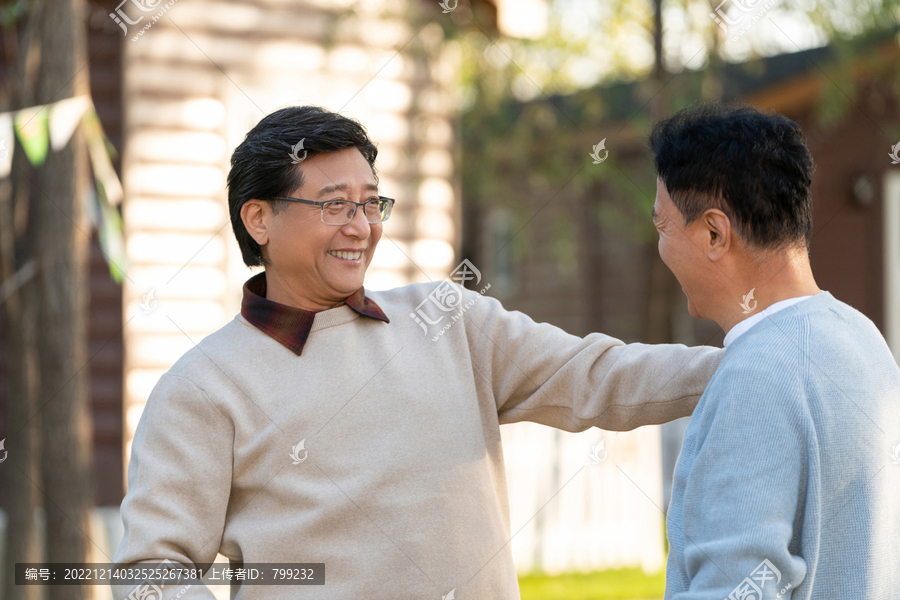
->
[240, 272, 389, 356]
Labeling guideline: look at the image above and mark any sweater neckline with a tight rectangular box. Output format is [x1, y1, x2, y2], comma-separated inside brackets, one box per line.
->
[724, 290, 833, 350]
[236, 303, 363, 334]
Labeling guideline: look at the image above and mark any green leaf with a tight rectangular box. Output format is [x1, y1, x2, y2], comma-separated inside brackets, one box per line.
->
[14, 105, 49, 167]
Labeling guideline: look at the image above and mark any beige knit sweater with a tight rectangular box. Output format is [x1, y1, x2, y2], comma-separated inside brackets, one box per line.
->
[115, 282, 723, 599]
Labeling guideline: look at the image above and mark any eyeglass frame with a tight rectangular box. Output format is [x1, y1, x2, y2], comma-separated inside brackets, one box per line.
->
[268, 195, 395, 225]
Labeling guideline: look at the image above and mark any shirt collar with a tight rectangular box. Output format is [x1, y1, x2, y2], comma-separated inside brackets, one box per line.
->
[723, 294, 817, 348]
[240, 272, 389, 356]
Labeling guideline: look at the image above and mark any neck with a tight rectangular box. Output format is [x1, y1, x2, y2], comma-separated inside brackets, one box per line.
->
[717, 247, 820, 334]
[263, 269, 347, 312]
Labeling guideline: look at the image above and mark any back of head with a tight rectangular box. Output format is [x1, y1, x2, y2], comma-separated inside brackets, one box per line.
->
[649, 103, 815, 254]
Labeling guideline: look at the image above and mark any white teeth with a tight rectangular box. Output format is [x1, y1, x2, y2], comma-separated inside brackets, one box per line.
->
[329, 251, 362, 260]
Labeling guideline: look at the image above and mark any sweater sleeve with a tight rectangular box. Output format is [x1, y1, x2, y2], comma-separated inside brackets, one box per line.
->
[114, 373, 233, 597]
[464, 291, 724, 431]
[673, 361, 809, 600]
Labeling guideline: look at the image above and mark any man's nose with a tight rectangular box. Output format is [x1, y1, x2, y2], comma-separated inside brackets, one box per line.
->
[341, 205, 372, 238]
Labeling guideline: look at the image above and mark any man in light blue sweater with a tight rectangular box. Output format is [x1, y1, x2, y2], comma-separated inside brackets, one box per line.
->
[649, 104, 900, 599]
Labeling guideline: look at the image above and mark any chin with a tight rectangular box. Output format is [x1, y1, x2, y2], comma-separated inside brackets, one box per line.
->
[334, 274, 365, 294]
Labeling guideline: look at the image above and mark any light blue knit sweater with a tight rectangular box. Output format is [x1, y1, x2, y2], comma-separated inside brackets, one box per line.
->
[665, 292, 900, 600]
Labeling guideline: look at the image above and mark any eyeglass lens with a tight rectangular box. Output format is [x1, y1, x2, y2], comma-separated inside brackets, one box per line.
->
[322, 199, 391, 224]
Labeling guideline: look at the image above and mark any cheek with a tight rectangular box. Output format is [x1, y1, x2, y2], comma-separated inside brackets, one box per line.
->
[658, 234, 673, 266]
[369, 227, 383, 251]
[658, 235, 690, 279]
[284, 230, 331, 271]
[312, 226, 339, 253]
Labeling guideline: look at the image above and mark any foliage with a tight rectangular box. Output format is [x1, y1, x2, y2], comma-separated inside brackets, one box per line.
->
[457, 0, 900, 253]
[0, 0, 28, 28]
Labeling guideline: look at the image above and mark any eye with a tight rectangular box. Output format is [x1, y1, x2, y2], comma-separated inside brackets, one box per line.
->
[324, 200, 348, 214]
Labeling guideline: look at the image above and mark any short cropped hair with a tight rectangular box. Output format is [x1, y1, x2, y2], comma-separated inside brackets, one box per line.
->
[227, 106, 378, 267]
[649, 103, 814, 251]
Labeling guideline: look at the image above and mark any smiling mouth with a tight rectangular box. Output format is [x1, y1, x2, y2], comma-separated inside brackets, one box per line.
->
[327, 250, 363, 261]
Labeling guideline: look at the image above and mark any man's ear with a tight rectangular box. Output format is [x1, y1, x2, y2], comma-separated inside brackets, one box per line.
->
[702, 208, 731, 261]
[241, 199, 270, 247]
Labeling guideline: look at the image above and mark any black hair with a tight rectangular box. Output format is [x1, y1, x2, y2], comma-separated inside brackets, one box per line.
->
[649, 103, 814, 251]
[227, 105, 378, 267]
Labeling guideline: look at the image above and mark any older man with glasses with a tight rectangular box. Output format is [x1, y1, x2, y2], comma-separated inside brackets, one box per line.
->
[115, 105, 724, 599]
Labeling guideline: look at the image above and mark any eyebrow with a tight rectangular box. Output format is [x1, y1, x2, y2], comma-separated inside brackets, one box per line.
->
[316, 182, 379, 198]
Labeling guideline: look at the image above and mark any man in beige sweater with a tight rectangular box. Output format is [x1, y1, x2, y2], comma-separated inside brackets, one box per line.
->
[115, 106, 723, 599]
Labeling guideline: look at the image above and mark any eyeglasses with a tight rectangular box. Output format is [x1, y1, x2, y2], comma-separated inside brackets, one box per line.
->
[269, 196, 395, 225]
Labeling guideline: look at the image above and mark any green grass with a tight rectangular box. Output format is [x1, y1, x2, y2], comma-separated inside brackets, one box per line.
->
[518, 567, 666, 600]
